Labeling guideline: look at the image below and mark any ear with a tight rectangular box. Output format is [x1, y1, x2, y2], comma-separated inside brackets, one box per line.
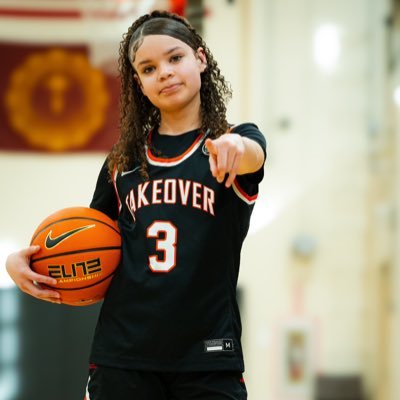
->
[196, 47, 207, 72]
[134, 73, 146, 95]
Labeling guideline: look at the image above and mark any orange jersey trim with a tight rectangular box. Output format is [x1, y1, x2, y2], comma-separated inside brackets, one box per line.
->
[232, 179, 258, 205]
[146, 130, 204, 166]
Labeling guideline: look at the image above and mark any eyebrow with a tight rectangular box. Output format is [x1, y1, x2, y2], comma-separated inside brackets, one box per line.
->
[136, 46, 184, 66]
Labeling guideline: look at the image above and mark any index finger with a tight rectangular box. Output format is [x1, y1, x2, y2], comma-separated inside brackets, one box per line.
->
[205, 138, 218, 156]
[225, 153, 241, 188]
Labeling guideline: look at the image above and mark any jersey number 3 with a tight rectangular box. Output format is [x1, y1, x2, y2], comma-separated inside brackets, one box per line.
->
[146, 221, 177, 272]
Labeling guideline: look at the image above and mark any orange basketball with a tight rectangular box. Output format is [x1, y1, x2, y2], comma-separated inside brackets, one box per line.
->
[30, 207, 121, 306]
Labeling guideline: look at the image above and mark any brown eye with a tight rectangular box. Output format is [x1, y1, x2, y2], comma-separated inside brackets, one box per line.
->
[143, 66, 155, 74]
[170, 55, 183, 63]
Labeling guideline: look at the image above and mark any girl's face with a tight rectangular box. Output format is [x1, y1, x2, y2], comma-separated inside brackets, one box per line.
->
[133, 34, 206, 114]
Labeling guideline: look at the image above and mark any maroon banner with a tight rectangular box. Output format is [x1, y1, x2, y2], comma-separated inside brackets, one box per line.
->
[0, 42, 120, 152]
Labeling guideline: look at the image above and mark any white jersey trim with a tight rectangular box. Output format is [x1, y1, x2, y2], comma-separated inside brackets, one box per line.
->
[85, 375, 91, 400]
[232, 180, 258, 205]
[112, 167, 122, 213]
[146, 131, 205, 167]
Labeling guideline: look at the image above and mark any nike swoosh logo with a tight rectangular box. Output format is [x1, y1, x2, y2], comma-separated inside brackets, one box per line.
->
[121, 166, 140, 176]
[45, 224, 95, 249]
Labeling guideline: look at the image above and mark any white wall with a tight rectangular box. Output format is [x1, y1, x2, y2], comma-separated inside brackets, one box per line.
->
[204, 0, 392, 399]
[390, 12, 400, 400]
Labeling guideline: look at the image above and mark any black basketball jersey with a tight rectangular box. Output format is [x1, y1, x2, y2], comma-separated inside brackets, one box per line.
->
[89, 123, 266, 372]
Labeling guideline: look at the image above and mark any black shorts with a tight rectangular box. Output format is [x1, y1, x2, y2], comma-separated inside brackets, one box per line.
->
[85, 364, 247, 400]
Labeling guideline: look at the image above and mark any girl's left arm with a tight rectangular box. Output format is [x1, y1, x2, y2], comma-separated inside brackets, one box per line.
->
[205, 133, 265, 188]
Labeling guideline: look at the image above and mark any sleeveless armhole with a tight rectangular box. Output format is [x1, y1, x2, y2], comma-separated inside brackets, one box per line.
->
[229, 123, 265, 205]
[90, 159, 120, 220]
[232, 179, 258, 205]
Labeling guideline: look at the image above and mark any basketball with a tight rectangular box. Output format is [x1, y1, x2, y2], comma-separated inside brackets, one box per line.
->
[30, 207, 121, 306]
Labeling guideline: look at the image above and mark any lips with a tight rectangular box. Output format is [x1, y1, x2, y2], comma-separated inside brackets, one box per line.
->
[160, 83, 181, 94]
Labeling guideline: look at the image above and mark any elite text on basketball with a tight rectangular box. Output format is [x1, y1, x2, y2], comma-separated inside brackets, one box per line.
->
[47, 257, 102, 281]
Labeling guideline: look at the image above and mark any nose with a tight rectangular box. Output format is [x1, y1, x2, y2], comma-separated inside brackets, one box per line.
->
[158, 62, 174, 80]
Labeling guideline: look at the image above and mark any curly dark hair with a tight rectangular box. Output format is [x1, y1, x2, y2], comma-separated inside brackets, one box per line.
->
[107, 10, 232, 179]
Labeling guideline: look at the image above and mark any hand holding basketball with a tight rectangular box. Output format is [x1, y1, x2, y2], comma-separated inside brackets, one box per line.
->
[6, 245, 61, 304]
[205, 133, 244, 188]
[29, 207, 121, 306]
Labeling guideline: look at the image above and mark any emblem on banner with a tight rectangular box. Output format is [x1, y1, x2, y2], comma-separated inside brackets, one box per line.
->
[4, 48, 109, 151]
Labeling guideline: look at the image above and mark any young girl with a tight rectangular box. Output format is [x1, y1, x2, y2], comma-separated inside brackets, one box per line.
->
[6, 10, 266, 399]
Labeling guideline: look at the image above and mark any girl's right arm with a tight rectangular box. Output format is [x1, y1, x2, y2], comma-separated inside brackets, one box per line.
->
[6, 157, 116, 305]
[6, 246, 61, 304]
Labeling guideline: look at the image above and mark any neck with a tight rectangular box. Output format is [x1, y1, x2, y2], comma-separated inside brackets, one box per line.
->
[158, 100, 202, 136]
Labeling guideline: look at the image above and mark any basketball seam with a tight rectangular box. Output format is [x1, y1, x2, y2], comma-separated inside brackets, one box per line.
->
[30, 216, 120, 243]
[43, 270, 116, 291]
[30, 246, 121, 263]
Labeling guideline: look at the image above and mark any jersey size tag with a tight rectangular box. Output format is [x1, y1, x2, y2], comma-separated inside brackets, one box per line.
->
[204, 339, 234, 352]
